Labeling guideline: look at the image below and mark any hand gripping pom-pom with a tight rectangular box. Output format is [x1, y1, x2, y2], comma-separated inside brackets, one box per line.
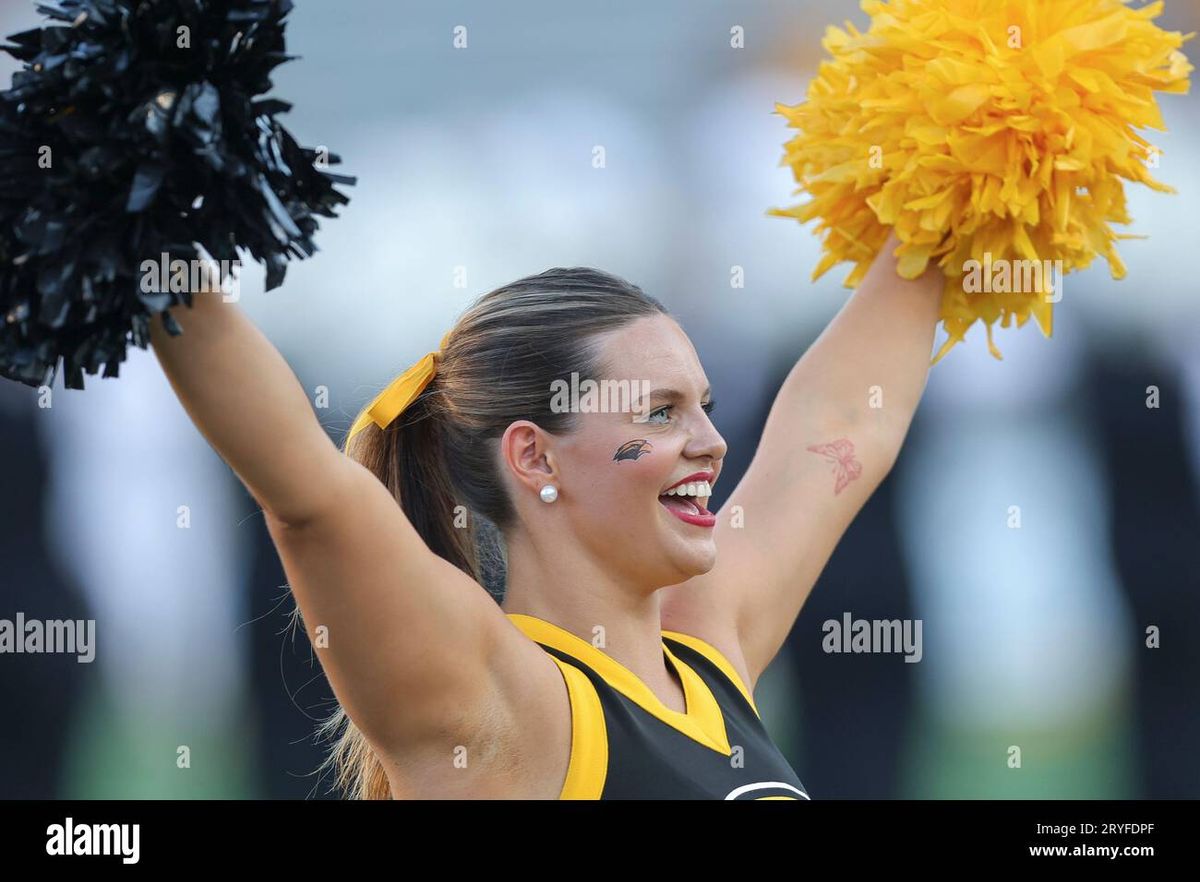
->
[770, 0, 1192, 362]
[0, 0, 355, 389]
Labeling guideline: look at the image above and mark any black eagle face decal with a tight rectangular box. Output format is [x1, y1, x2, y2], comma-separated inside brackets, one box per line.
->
[613, 439, 653, 462]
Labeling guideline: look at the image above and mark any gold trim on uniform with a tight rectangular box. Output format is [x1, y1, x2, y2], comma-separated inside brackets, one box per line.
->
[507, 613, 732, 757]
[660, 629, 761, 719]
[544, 655, 608, 799]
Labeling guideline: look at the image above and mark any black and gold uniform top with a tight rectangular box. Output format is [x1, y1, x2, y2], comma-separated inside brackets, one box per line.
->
[507, 613, 810, 800]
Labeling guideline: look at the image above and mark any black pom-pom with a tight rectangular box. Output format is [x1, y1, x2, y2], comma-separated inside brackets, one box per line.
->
[0, 0, 354, 389]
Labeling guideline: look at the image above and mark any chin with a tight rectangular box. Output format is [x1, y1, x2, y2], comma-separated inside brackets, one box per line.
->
[628, 506, 713, 582]
[664, 537, 718, 579]
[630, 535, 714, 588]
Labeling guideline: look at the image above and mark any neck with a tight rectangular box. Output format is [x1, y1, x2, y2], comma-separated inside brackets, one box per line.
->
[500, 526, 681, 705]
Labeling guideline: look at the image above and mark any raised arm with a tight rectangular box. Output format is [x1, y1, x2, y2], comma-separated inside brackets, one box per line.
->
[148, 288, 348, 526]
[662, 233, 944, 690]
[148, 292, 566, 790]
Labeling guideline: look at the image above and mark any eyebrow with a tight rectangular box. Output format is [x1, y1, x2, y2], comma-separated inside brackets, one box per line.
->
[640, 386, 713, 405]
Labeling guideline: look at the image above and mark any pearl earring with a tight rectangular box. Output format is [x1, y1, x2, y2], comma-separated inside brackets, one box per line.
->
[540, 484, 558, 503]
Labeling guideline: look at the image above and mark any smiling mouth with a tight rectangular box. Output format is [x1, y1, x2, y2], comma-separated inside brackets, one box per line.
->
[657, 481, 713, 517]
[659, 495, 707, 516]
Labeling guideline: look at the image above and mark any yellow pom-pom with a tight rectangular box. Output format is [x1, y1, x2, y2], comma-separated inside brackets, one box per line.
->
[770, 0, 1193, 363]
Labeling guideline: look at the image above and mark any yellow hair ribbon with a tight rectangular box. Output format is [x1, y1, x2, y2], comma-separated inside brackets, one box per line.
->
[346, 330, 452, 441]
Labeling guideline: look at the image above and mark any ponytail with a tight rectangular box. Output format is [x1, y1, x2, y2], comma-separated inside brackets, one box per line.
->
[309, 376, 480, 800]
[305, 266, 666, 798]
[346, 380, 481, 582]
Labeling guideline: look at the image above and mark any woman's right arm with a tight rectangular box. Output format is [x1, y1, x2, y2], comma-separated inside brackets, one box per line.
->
[148, 292, 568, 791]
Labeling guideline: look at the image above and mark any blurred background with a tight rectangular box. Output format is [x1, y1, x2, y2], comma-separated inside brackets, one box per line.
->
[1, 0, 1198, 799]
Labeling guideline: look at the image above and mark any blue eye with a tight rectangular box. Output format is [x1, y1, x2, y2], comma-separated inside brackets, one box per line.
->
[645, 401, 715, 423]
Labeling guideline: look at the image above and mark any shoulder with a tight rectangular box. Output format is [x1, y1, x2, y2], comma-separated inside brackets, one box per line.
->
[499, 614, 609, 799]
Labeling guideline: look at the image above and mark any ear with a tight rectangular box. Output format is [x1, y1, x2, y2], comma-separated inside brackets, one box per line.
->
[499, 421, 556, 494]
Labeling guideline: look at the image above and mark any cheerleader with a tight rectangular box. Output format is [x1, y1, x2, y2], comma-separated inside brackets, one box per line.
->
[148, 231, 942, 798]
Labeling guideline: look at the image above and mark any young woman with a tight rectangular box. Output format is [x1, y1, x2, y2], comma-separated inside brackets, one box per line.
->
[149, 231, 943, 799]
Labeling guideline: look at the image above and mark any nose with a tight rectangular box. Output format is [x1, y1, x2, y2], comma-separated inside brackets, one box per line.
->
[685, 413, 727, 464]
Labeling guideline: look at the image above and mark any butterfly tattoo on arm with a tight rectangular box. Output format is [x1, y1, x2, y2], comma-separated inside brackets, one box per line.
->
[805, 438, 862, 495]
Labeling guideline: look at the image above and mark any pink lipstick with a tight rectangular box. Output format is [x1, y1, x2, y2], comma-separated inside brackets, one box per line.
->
[658, 471, 717, 528]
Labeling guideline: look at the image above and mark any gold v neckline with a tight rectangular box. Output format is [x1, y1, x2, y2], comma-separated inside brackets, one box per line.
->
[507, 613, 731, 755]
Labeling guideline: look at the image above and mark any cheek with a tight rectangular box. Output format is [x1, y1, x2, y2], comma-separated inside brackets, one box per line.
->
[567, 432, 674, 522]
[603, 438, 673, 504]
[611, 438, 654, 464]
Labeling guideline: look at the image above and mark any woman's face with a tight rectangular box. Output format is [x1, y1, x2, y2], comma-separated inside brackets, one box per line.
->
[524, 313, 728, 590]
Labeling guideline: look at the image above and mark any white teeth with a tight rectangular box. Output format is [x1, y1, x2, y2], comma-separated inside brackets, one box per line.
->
[664, 480, 712, 497]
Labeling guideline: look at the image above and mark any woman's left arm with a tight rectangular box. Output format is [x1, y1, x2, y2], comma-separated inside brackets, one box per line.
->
[662, 231, 944, 689]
